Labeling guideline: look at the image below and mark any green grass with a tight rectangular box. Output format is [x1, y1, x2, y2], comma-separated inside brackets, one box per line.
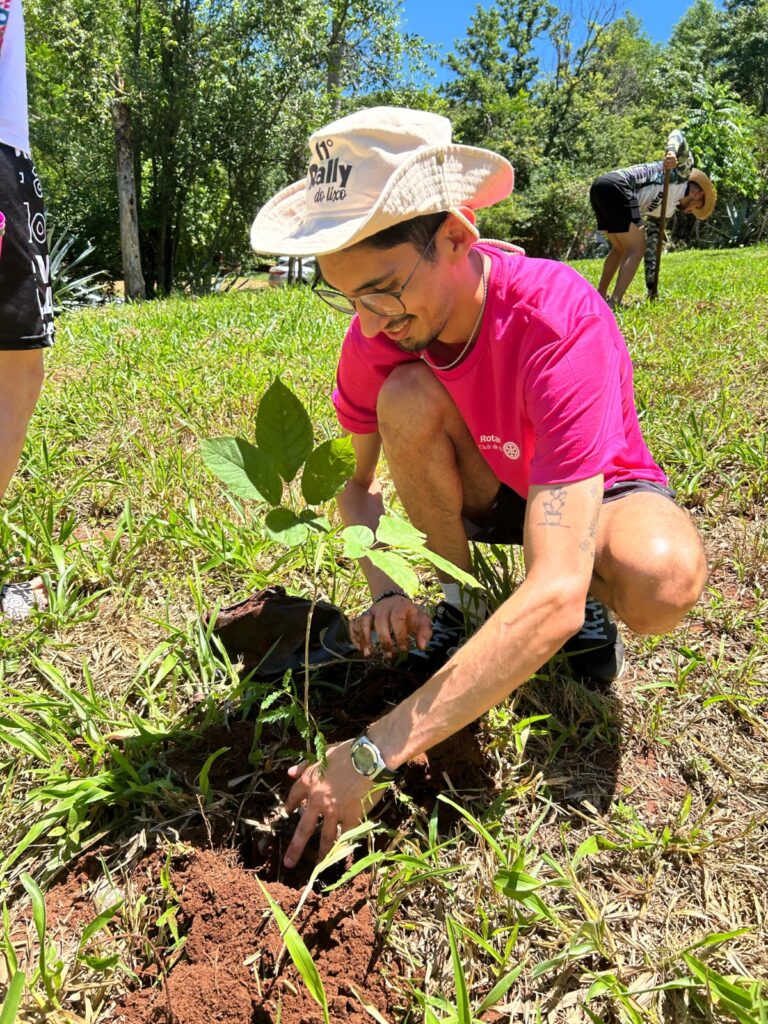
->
[1, 246, 767, 1022]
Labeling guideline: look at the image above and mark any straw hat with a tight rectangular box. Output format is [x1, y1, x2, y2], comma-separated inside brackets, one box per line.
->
[250, 107, 514, 256]
[689, 169, 716, 219]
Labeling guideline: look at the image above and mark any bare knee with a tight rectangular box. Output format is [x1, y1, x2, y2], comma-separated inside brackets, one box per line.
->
[620, 534, 708, 635]
[377, 362, 450, 442]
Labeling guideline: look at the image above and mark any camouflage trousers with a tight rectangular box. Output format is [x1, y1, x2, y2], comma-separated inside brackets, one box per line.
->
[643, 216, 663, 295]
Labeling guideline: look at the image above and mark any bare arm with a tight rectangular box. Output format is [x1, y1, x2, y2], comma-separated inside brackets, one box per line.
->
[283, 474, 604, 866]
[367, 474, 603, 763]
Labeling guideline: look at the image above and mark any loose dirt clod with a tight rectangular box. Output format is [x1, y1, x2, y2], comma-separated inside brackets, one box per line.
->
[114, 849, 395, 1024]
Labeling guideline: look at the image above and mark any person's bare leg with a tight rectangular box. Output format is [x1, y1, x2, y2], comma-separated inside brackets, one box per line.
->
[377, 362, 499, 577]
[0, 349, 46, 614]
[610, 222, 646, 306]
[0, 349, 44, 500]
[591, 492, 707, 634]
[597, 234, 624, 299]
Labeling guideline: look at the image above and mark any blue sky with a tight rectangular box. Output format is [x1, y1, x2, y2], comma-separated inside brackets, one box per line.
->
[401, 0, 700, 80]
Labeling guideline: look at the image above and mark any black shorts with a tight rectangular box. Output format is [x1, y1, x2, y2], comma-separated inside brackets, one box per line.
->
[589, 173, 642, 235]
[0, 142, 55, 349]
[464, 479, 676, 546]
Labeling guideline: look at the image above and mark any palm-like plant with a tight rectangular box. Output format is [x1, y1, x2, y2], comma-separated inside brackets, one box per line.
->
[49, 227, 106, 311]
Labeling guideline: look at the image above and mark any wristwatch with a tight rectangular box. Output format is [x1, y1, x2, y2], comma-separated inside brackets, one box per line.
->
[350, 734, 400, 782]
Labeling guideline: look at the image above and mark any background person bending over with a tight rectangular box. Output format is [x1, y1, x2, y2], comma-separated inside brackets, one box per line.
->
[590, 130, 716, 307]
[249, 107, 708, 869]
[0, 0, 52, 617]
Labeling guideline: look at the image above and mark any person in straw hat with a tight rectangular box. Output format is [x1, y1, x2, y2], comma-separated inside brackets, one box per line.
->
[249, 107, 707, 869]
[590, 128, 716, 307]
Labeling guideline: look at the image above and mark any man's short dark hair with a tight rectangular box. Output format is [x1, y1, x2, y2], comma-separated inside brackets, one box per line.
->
[357, 211, 449, 261]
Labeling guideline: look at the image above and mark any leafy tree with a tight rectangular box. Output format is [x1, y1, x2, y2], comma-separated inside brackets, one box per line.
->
[666, 0, 723, 93]
[441, 0, 556, 186]
[718, 0, 768, 116]
[25, 0, 432, 294]
[683, 81, 762, 198]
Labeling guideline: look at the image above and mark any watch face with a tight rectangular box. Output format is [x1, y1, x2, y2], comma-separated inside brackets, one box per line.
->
[352, 739, 378, 776]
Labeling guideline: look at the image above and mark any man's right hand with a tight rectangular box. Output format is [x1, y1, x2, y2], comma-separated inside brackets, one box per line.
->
[663, 150, 677, 170]
[350, 594, 433, 658]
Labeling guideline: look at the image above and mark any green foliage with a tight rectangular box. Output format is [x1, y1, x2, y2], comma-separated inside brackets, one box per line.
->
[255, 378, 314, 484]
[481, 166, 594, 259]
[199, 437, 283, 505]
[49, 227, 105, 311]
[0, 970, 25, 1024]
[684, 81, 762, 198]
[25, 0, 434, 292]
[718, 0, 768, 116]
[202, 377, 354, 547]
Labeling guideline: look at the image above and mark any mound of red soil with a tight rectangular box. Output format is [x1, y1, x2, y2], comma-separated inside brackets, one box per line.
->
[46, 662, 494, 1022]
[115, 849, 395, 1024]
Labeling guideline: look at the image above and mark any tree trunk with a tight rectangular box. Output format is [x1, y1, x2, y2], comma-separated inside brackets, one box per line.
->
[111, 96, 146, 301]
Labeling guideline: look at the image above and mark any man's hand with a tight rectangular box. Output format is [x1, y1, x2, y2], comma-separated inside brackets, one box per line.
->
[282, 740, 381, 868]
[349, 593, 432, 658]
[663, 150, 677, 170]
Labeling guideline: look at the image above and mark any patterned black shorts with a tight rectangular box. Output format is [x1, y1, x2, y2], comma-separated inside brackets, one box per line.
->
[589, 172, 643, 234]
[0, 142, 55, 349]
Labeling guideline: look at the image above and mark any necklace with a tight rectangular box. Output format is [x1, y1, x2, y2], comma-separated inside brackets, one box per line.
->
[421, 253, 488, 372]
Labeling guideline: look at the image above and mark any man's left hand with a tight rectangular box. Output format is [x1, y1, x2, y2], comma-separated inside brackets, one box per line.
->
[282, 740, 380, 868]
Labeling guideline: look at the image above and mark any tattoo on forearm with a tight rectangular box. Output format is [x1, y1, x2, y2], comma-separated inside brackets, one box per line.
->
[538, 487, 570, 527]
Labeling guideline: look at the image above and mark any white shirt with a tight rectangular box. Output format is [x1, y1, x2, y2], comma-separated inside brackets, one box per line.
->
[0, 0, 30, 154]
[640, 181, 689, 220]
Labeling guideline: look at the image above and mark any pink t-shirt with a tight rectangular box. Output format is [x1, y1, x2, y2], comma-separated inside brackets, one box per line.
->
[333, 244, 667, 498]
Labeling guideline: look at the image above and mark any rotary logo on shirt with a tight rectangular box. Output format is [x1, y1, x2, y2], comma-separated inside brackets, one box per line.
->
[480, 434, 520, 460]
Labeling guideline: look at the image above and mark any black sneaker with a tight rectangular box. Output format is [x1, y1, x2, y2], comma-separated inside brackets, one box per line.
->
[561, 597, 625, 685]
[402, 601, 468, 680]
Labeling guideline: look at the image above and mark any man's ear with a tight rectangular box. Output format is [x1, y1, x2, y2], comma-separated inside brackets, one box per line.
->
[443, 207, 480, 260]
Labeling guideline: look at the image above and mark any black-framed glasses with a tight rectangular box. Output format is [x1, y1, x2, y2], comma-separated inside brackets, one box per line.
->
[312, 228, 439, 318]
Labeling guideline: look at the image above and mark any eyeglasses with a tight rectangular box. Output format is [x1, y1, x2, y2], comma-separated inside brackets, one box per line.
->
[312, 228, 439, 318]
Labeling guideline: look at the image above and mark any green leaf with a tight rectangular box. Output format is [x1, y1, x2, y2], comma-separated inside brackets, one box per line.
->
[413, 549, 482, 590]
[476, 962, 525, 1014]
[341, 525, 375, 559]
[201, 437, 282, 505]
[438, 795, 506, 862]
[374, 514, 427, 547]
[585, 974, 618, 999]
[375, 514, 481, 588]
[197, 747, 230, 803]
[257, 879, 329, 1024]
[494, 867, 550, 897]
[686, 928, 754, 953]
[21, 873, 47, 947]
[446, 917, 471, 1024]
[265, 507, 311, 546]
[0, 970, 25, 1024]
[255, 378, 314, 482]
[365, 550, 420, 595]
[301, 437, 356, 505]
[681, 953, 757, 1017]
[21, 873, 56, 1003]
[78, 901, 123, 953]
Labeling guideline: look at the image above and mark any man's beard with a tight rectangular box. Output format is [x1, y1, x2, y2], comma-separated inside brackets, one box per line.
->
[386, 313, 449, 354]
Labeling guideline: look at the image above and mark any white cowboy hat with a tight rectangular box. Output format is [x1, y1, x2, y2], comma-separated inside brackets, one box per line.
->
[250, 106, 514, 256]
